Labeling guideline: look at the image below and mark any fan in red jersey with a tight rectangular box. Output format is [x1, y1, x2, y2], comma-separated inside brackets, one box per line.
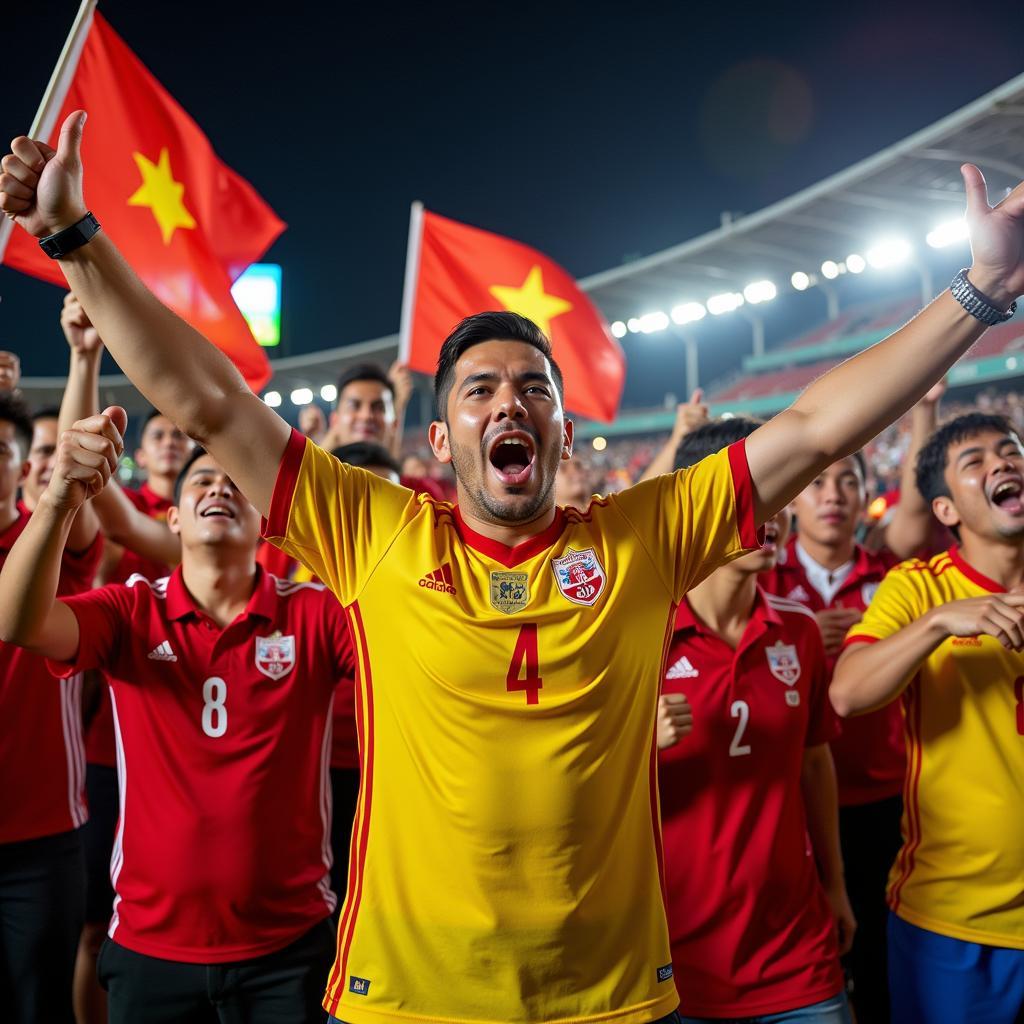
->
[0, 425, 351, 1024]
[0, 393, 103, 1024]
[759, 386, 942, 1023]
[659, 418, 855, 1024]
[57, 291, 196, 1021]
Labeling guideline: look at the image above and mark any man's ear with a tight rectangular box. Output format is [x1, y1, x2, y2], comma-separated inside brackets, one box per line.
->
[932, 494, 960, 531]
[17, 459, 30, 486]
[561, 419, 574, 461]
[166, 505, 182, 536]
[428, 420, 452, 465]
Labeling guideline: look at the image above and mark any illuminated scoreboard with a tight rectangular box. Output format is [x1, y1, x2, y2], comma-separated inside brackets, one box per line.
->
[232, 263, 282, 347]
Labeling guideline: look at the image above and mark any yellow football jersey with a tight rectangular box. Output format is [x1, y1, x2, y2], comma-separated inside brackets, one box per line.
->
[846, 547, 1024, 950]
[263, 429, 760, 1024]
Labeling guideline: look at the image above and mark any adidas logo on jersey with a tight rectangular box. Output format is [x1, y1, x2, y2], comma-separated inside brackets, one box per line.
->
[666, 655, 698, 679]
[419, 563, 457, 595]
[147, 641, 177, 662]
[786, 585, 811, 604]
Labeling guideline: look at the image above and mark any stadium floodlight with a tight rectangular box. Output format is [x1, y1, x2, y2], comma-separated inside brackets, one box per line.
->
[821, 260, 841, 280]
[592, 436, 608, 452]
[263, 390, 282, 408]
[707, 292, 744, 316]
[290, 387, 314, 406]
[791, 271, 811, 291]
[846, 253, 866, 274]
[638, 311, 670, 334]
[671, 302, 706, 325]
[320, 384, 338, 402]
[743, 280, 777, 304]
[926, 218, 969, 249]
[610, 321, 627, 338]
[627, 317, 642, 334]
[866, 238, 912, 269]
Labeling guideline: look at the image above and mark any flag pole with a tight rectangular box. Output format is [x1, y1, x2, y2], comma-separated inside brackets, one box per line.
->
[397, 201, 425, 363]
[0, 0, 97, 264]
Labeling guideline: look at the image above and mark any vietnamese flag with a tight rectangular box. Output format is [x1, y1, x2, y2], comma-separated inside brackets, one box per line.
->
[1, 10, 282, 391]
[401, 208, 625, 423]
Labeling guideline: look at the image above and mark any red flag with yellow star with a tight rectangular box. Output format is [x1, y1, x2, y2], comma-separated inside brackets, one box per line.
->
[401, 208, 625, 422]
[1, 11, 282, 391]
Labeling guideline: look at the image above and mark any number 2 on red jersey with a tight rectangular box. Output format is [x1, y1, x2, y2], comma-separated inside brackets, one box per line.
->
[507, 624, 543, 705]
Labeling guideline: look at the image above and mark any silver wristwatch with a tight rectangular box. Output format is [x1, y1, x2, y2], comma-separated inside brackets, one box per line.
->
[950, 269, 1016, 325]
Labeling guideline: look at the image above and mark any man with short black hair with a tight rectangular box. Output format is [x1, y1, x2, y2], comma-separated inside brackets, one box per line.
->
[833, 411, 1024, 1023]
[5, 111, 1024, 1024]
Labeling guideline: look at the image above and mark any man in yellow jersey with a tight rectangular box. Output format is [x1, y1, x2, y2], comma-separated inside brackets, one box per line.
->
[3, 111, 1024, 1024]
[832, 411, 1024, 1024]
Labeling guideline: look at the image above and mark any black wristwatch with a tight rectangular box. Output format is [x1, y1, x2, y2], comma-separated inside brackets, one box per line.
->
[38, 212, 102, 259]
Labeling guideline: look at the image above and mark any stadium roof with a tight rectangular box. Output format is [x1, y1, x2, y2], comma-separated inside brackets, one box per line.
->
[19, 70, 1024, 413]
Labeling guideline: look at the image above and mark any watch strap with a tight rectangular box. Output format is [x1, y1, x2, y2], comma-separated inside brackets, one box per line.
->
[950, 268, 1016, 326]
[38, 212, 101, 260]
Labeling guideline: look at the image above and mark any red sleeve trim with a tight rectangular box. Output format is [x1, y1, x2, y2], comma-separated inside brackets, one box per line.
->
[727, 438, 764, 550]
[841, 634, 880, 650]
[261, 428, 307, 541]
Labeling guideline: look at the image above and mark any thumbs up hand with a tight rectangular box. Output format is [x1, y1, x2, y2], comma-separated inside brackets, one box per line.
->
[0, 109, 89, 238]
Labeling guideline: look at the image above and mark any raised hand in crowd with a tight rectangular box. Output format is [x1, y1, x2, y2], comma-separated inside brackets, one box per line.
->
[0, 351, 20, 392]
[656, 692, 693, 750]
[47, 408, 126, 511]
[60, 291, 103, 355]
[641, 389, 710, 482]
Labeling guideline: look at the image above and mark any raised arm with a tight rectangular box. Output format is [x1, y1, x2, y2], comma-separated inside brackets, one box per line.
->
[640, 390, 709, 483]
[56, 294, 103, 554]
[0, 408, 124, 661]
[831, 591, 1024, 716]
[745, 167, 1024, 522]
[0, 112, 289, 517]
[882, 382, 944, 559]
[58, 294, 181, 566]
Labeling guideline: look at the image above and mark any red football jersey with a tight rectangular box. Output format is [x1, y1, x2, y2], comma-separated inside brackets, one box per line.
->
[50, 567, 348, 962]
[0, 506, 102, 843]
[86, 483, 175, 769]
[760, 537, 903, 805]
[659, 588, 843, 1018]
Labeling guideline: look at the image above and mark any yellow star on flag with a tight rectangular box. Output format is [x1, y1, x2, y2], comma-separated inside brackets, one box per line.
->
[489, 265, 573, 338]
[127, 149, 196, 245]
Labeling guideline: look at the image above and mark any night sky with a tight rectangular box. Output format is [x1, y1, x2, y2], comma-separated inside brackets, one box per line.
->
[3, 0, 1024, 382]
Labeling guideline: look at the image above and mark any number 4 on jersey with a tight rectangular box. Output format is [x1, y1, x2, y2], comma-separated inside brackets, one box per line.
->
[507, 624, 543, 705]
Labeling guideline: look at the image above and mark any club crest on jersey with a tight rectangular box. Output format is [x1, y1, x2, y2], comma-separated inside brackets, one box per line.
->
[255, 632, 295, 680]
[786, 690, 801, 707]
[490, 571, 529, 614]
[766, 641, 801, 685]
[551, 547, 607, 607]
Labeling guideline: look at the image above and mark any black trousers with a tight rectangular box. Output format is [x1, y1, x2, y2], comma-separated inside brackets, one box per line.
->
[839, 794, 904, 1024]
[0, 828, 86, 1024]
[98, 917, 336, 1023]
[82, 762, 119, 923]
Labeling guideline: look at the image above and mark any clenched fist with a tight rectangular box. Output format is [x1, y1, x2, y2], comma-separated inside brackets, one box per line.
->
[657, 693, 693, 750]
[44, 407, 127, 511]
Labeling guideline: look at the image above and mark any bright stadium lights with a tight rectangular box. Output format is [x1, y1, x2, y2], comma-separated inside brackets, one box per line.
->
[592, 436, 608, 452]
[821, 260, 841, 280]
[611, 321, 627, 338]
[866, 238, 912, 269]
[320, 384, 338, 402]
[926, 218, 969, 249]
[846, 253, 866, 274]
[638, 311, 670, 334]
[707, 292, 744, 316]
[263, 390, 282, 408]
[627, 318, 642, 334]
[671, 302, 707, 325]
[791, 271, 811, 291]
[290, 387, 314, 406]
[743, 280, 777, 304]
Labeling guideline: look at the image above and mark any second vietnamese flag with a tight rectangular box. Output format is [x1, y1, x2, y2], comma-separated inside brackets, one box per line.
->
[402, 208, 626, 423]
